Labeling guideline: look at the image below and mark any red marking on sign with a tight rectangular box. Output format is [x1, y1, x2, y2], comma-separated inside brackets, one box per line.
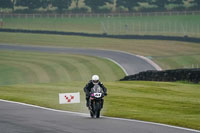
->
[64, 95, 74, 102]
[70, 95, 74, 99]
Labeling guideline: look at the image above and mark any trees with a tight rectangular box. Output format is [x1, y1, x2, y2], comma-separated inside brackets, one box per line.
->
[145, 0, 184, 11]
[190, 0, 200, 10]
[15, 0, 72, 12]
[168, 0, 183, 5]
[0, 0, 13, 9]
[149, 0, 169, 11]
[51, 0, 72, 12]
[2, 0, 200, 13]
[168, 0, 184, 10]
[74, 0, 79, 8]
[116, 0, 141, 12]
[84, 0, 113, 12]
[40, 0, 51, 9]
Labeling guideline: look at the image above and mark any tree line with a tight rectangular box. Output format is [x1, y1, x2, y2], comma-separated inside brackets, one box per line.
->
[0, 0, 199, 13]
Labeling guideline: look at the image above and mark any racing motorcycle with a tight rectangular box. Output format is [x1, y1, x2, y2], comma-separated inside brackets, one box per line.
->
[89, 84, 104, 118]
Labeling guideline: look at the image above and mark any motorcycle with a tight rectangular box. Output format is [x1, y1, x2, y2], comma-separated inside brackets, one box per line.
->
[89, 84, 104, 118]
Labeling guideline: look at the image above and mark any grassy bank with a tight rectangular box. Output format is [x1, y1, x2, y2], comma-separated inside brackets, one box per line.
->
[1, 32, 200, 70]
[0, 81, 199, 130]
[0, 50, 125, 85]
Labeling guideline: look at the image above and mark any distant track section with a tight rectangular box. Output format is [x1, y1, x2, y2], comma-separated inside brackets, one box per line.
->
[0, 44, 161, 75]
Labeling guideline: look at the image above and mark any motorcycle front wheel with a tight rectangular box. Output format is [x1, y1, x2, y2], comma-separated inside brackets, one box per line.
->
[90, 111, 94, 118]
[95, 102, 101, 118]
[95, 110, 100, 118]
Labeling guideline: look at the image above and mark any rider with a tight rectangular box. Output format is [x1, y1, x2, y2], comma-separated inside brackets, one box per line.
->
[83, 75, 107, 107]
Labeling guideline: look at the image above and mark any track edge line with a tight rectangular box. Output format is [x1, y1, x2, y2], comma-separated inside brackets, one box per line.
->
[0, 99, 199, 132]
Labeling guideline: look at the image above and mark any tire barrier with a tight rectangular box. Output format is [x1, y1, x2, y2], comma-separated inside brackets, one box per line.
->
[0, 28, 200, 43]
[120, 68, 200, 83]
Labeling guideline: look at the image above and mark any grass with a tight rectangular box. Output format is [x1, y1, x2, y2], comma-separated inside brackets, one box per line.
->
[2, 15, 200, 37]
[0, 81, 200, 130]
[0, 50, 125, 85]
[0, 48, 199, 130]
[1, 32, 200, 70]
[153, 55, 200, 69]
[0, 13, 200, 131]
[105, 81, 200, 130]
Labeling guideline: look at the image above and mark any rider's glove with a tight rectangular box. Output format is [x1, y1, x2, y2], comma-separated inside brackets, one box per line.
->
[104, 93, 107, 96]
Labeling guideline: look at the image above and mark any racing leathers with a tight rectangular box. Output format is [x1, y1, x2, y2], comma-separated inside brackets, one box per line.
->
[83, 80, 107, 107]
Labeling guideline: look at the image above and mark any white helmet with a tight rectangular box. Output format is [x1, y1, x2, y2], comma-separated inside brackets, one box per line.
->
[92, 75, 99, 84]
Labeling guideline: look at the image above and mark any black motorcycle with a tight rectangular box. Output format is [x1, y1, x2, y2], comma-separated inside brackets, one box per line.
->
[89, 84, 104, 118]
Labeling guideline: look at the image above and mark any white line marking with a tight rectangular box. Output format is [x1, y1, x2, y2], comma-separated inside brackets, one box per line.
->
[0, 99, 199, 132]
[135, 55, 162, 71]
[0, 99, 88, 117]
[102, 57, 128, 76]
[91, 48, 162, 71]
[103, 116, 200, 133]
[110, 49, 162, 71]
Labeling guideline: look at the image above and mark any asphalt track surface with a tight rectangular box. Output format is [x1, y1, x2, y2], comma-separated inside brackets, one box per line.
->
[1, 100, 199, 133]
[1, 44, 199, 133]
[0, 44, 162, 75]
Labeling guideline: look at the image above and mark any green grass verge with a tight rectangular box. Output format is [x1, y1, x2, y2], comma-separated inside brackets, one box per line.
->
[153, 55, 200, 69]
[0, 50, 125, 85]
[0, 81, 199, 130]
[2, 15, 200, 37]
[1, 32, 200, 70]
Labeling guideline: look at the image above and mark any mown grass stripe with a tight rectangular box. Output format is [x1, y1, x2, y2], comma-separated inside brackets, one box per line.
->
[44, 58, 79, 82]
[84, 56, 118, 81]
[0, 63, 26, 85]
[0, 50, 125, 84]
[52, 56, 92, 81]
[69, 55, 107, 81]
[0, 61, 38, 85]
[0, 55, 72, 82]
[54, 54, 122, 81]
[46, 54, 125, 81]
[0, 58, 50, 83]
[0, 51, 120, 81]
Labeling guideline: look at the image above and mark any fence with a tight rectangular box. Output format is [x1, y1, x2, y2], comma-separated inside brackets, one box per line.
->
[101, 20, 200, 37]
[0, 11, 199, 37]
[0, 11, 200, 18]
[0, 19, 3, 28]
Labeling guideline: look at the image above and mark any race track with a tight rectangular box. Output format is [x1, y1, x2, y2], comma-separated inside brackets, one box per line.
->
[0, 44, 161, 75]
[0, 100, 199, 133]
[1, 44, 199, 133]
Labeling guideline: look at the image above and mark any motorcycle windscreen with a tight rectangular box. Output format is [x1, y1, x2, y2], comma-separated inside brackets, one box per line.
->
[91, 84, 103, 93]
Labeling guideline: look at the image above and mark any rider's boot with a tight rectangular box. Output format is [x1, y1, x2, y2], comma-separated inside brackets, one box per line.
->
[101, 99, 104, 108]
[86, 98, 89, 107]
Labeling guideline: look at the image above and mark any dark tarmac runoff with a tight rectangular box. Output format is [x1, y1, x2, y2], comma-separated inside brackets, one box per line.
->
[0, 100, 199, 133]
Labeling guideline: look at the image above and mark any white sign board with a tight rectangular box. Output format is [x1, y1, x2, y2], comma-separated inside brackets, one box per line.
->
[59, 92, 80, 104]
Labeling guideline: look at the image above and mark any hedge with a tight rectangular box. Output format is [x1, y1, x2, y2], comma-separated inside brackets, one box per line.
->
[120, 68, 200, 83]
